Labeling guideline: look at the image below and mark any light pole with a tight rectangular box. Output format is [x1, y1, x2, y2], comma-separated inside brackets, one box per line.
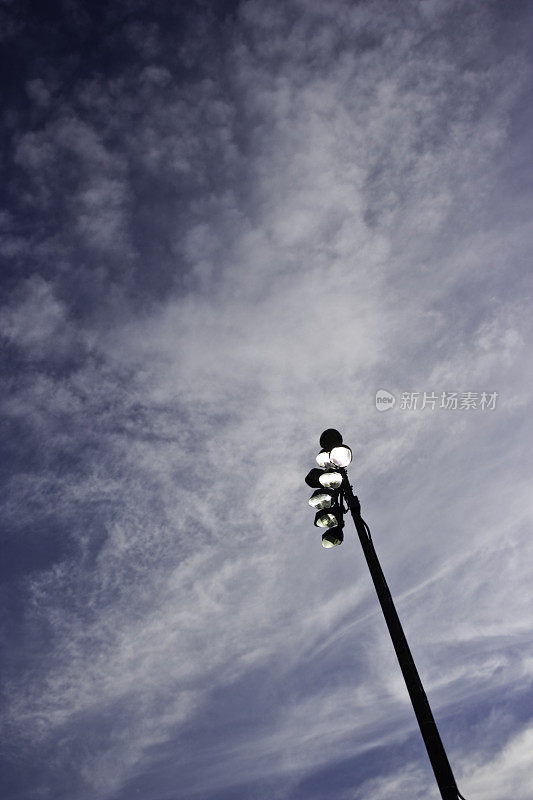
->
[305, 429, 466, 800]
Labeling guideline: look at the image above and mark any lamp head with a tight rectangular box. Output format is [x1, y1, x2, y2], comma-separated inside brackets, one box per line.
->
[316, 449, 333, 468]
[330, 445, 352, 468]
[314, 508, 342, 528]
[305, 468, 324, 489]
[319, 429, 343, 450]
[308, 489, 336, 510]
[318, 470, 343, 489]
[322, 527, 344, 548]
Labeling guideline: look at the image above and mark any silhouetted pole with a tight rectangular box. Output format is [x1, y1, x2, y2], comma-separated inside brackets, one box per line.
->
[342, 473, 460, 800]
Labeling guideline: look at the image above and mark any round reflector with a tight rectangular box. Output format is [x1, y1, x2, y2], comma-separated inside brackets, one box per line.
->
[308, 490, 335, 510]
[318, 470, 343, 489]
[322, 528, 344, 548]
[330, 445, 352, 468]
[314, 510, 339, 528]
[316, 449, 332, 468]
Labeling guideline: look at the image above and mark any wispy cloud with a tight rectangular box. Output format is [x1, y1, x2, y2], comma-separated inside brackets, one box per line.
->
[1, 1, 532, 799]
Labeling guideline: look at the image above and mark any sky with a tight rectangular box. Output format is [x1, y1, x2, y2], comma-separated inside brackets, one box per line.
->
[1, 1, 533, 799]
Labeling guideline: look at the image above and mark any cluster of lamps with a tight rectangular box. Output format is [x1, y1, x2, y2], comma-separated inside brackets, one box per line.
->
[302, 428, 464, 800]
[305, 429, 352, 548]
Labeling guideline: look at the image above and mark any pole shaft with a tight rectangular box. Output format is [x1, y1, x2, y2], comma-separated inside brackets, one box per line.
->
[342, 478, 459, 800]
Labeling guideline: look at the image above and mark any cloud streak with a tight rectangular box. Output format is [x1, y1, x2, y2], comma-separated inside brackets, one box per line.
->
[1, 1, 532, 799]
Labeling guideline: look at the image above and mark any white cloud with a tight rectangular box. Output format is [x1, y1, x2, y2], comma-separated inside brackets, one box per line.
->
[0, 276, 67, 357]
[2, 2, 533, 799]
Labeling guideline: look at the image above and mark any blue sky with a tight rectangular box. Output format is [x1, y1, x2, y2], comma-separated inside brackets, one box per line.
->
[1, 1, 532, 798]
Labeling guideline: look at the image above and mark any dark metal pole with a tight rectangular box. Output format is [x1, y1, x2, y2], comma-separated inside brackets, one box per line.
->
[341, 474, 460, 800]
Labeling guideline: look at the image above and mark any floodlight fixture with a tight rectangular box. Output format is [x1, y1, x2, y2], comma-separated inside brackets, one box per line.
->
[303, 428, 465, 800]
[314, 509, 341, 528]
[316, 449, 333, 468]
[318, 470, 343, 489]
[330, 445, 352, 468]
[305, 468, 325, 488]
[319, 428, 343, 450]
[322, 527, 344, 548]
[308, 489, 336, 510]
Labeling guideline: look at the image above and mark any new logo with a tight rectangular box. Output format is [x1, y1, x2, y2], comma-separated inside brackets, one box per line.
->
[375, 389, 396, 411]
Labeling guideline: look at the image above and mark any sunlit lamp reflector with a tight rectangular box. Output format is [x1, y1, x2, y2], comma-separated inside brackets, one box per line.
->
[316, 449, 332, 468]
[322, 528, 344, 548]
[318, 470, 343, 489]
[314, 510, 339, 528]
[330, 445, 352, 468]
[308, 490, 335, 510]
